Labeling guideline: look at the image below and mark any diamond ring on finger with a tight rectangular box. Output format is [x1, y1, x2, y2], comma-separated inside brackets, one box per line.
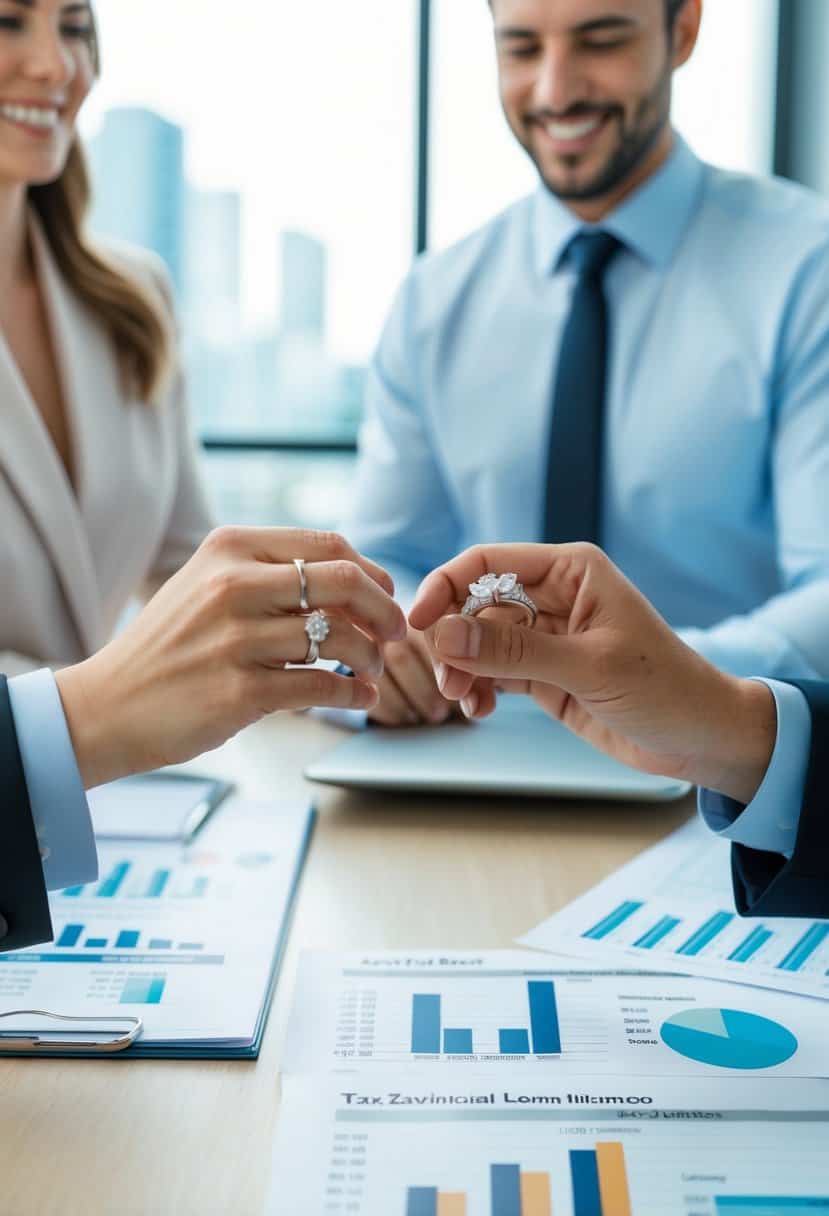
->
[302, 609, 330, 664]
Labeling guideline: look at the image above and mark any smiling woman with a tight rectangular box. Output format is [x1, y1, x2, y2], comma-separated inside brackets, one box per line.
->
[0, 0, 217, 679]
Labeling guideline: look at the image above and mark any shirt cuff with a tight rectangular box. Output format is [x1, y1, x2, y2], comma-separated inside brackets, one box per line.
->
[697, 678, 812, 859]
[8, 669, 98, 891]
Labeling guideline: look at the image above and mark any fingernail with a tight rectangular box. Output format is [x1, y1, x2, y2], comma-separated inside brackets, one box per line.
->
[430, 703, 450, 724]
[433, 661, 448, 692]
[461, 692, 478, 719]
[435, 615, 481, 659]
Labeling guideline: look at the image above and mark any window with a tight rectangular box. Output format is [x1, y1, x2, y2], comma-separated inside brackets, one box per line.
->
[82, 1, 416, 451]
[84, 1, 779, 527]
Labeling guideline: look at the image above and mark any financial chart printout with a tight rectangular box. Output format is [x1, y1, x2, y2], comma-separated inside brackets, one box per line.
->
[267, 1074, 829, 1216]
[0, 800, 313, 1050]
[283, 952, 828, 1079]
[521, 820, 829, 1000]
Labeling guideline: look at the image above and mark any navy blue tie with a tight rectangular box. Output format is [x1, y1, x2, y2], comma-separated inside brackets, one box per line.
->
[543, 230, 621, 545]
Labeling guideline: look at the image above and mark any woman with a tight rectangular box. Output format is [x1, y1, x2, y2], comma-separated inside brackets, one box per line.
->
[0, 0, 214, 675]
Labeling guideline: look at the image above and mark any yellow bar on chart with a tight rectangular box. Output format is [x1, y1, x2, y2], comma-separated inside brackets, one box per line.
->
[520, 1172, 552, 1216]
[437, 1194, 466, 1216]
[596, 1142, 632, 1216]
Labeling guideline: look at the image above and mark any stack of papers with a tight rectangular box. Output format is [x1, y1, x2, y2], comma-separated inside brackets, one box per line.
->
[0, 799, 314, 1057]
[268, 819, 829, 1213]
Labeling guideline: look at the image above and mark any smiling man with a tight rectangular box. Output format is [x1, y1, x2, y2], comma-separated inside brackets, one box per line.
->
[344, 0, 829, 726]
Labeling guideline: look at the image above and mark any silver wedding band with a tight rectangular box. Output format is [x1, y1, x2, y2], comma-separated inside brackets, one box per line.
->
[293, 558, 310, 612]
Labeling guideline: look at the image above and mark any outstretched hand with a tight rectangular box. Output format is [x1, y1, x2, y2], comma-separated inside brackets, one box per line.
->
[409, 543, 776, 804]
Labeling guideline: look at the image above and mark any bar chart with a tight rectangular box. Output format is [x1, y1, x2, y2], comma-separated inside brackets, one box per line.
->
[287, 952, 828, 1078]
[53, 922, 205, 953]
[521, 820, 829, 999]
[273, 1075, 829, 1216]
[62, 860, 212, 901]
[410, 982, 561, 1057]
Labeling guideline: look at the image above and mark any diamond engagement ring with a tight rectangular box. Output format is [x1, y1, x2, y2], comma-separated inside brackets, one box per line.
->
[302, 609, 330, 664]
[462, 573, 538, 628]
[293, 558, 310, 612]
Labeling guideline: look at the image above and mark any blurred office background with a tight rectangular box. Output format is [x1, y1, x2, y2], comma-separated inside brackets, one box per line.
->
[82, 0, 821, 528]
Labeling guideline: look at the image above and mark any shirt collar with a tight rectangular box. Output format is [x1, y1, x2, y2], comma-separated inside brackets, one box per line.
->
[532, 132, 706, 276]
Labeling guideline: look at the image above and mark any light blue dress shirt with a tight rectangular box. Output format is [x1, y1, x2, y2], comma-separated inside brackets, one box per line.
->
[345, 135, 829, 679]
[698, 678, 811, 859]
[8, 669, 97, 890]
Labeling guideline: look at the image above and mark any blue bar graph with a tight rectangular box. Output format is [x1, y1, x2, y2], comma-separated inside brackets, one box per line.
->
[85, 938, 107, 948]
[149, 939, 173, 950]
[778, 924, 829, 972]
[677, 911, 735, 957]
[729, 927, 773, 963]
[499, 1029, 530, 1054]
[62, 885, 84, 898]
[178, 943, 204, 951]
[716, 1200, 829, 1212]
[570, 1150, 602, 1216]
[56, 924, 83, 948]
[443, 1028, 473, 1054]
[528, 981, 562, 1054]
[406, 1188, 437, 1216]
[116, 930, 140, 949]
[145, 869, 171, 898]
[635, 915, 681, 949]
[184, 877, 209, 898]
[583, 900, 644, 940]
[97, 862, 130, 899]
[411, 995, 441, 1054]
[120, 977, 165, 1005]
[491, 1164, 522, 1216]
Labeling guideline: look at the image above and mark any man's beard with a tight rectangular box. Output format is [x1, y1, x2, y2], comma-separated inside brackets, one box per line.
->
[523, 68, 672, 203]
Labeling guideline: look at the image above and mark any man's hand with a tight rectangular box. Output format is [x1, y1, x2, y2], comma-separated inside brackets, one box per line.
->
[56, 527, 406, 788]
[369, 624, 497, 726]
[410, 543, 777, 804]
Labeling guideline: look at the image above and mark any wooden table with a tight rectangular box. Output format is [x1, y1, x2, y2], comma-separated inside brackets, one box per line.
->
[0, 712, 694, 1216]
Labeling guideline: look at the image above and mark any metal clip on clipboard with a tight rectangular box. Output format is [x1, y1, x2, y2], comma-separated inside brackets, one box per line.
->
[0, 1009, 143, 1053]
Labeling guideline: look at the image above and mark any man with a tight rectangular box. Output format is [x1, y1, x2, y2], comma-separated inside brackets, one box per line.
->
[345, 0, 829, 725]
[1, 526, 406, 951]
[410, 541, 829, 919]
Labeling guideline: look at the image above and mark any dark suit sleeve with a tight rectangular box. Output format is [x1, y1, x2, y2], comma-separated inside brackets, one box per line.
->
[731, 679, 829, 918]
[0, 675, 53, 950]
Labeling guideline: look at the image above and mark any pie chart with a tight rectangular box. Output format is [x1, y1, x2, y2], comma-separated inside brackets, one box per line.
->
[660, 1007, 798, 1070]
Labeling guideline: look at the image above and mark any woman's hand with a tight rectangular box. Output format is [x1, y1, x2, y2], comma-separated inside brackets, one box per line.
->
[409, 543, 776, 804]
[56, 527, 406, 788]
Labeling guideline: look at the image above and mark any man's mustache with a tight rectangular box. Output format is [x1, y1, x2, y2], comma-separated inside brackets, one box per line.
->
[524, 103, 622, 125]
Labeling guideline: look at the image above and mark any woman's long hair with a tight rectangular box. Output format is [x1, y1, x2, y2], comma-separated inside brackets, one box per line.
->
[27, 12, 173, 403]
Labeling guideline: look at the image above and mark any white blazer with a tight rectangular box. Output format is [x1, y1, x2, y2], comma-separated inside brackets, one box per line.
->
[0, 214, 215, 676]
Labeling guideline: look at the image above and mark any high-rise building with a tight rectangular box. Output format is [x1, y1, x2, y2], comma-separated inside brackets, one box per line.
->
[88, 107, 186, 298]
[184, 187, 243, 343]
[279, 230, 326, 340]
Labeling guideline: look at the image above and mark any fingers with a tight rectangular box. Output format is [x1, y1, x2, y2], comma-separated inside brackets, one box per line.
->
[253, 667, 379, 714]
[384, 633, 452, 724]
[303, 561, 406, 642]
[369, 671, 420, 726]
[458, 678, 498, 721]
[239, 615, 384, 681]
[203, 526, 396, 596]
[429, 613, 586, 692]
[205, 556, 406, 644]
[409, 542, 600, 631]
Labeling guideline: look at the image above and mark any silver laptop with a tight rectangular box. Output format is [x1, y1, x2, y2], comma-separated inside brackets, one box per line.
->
[305, 696, 691, 801]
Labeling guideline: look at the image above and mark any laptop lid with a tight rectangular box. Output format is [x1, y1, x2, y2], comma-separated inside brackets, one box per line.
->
[305, 696, 691, 801]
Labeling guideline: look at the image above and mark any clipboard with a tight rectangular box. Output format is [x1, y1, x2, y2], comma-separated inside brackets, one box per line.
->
[0, 800, 315, 1059]
[87, 772, 234, 843]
